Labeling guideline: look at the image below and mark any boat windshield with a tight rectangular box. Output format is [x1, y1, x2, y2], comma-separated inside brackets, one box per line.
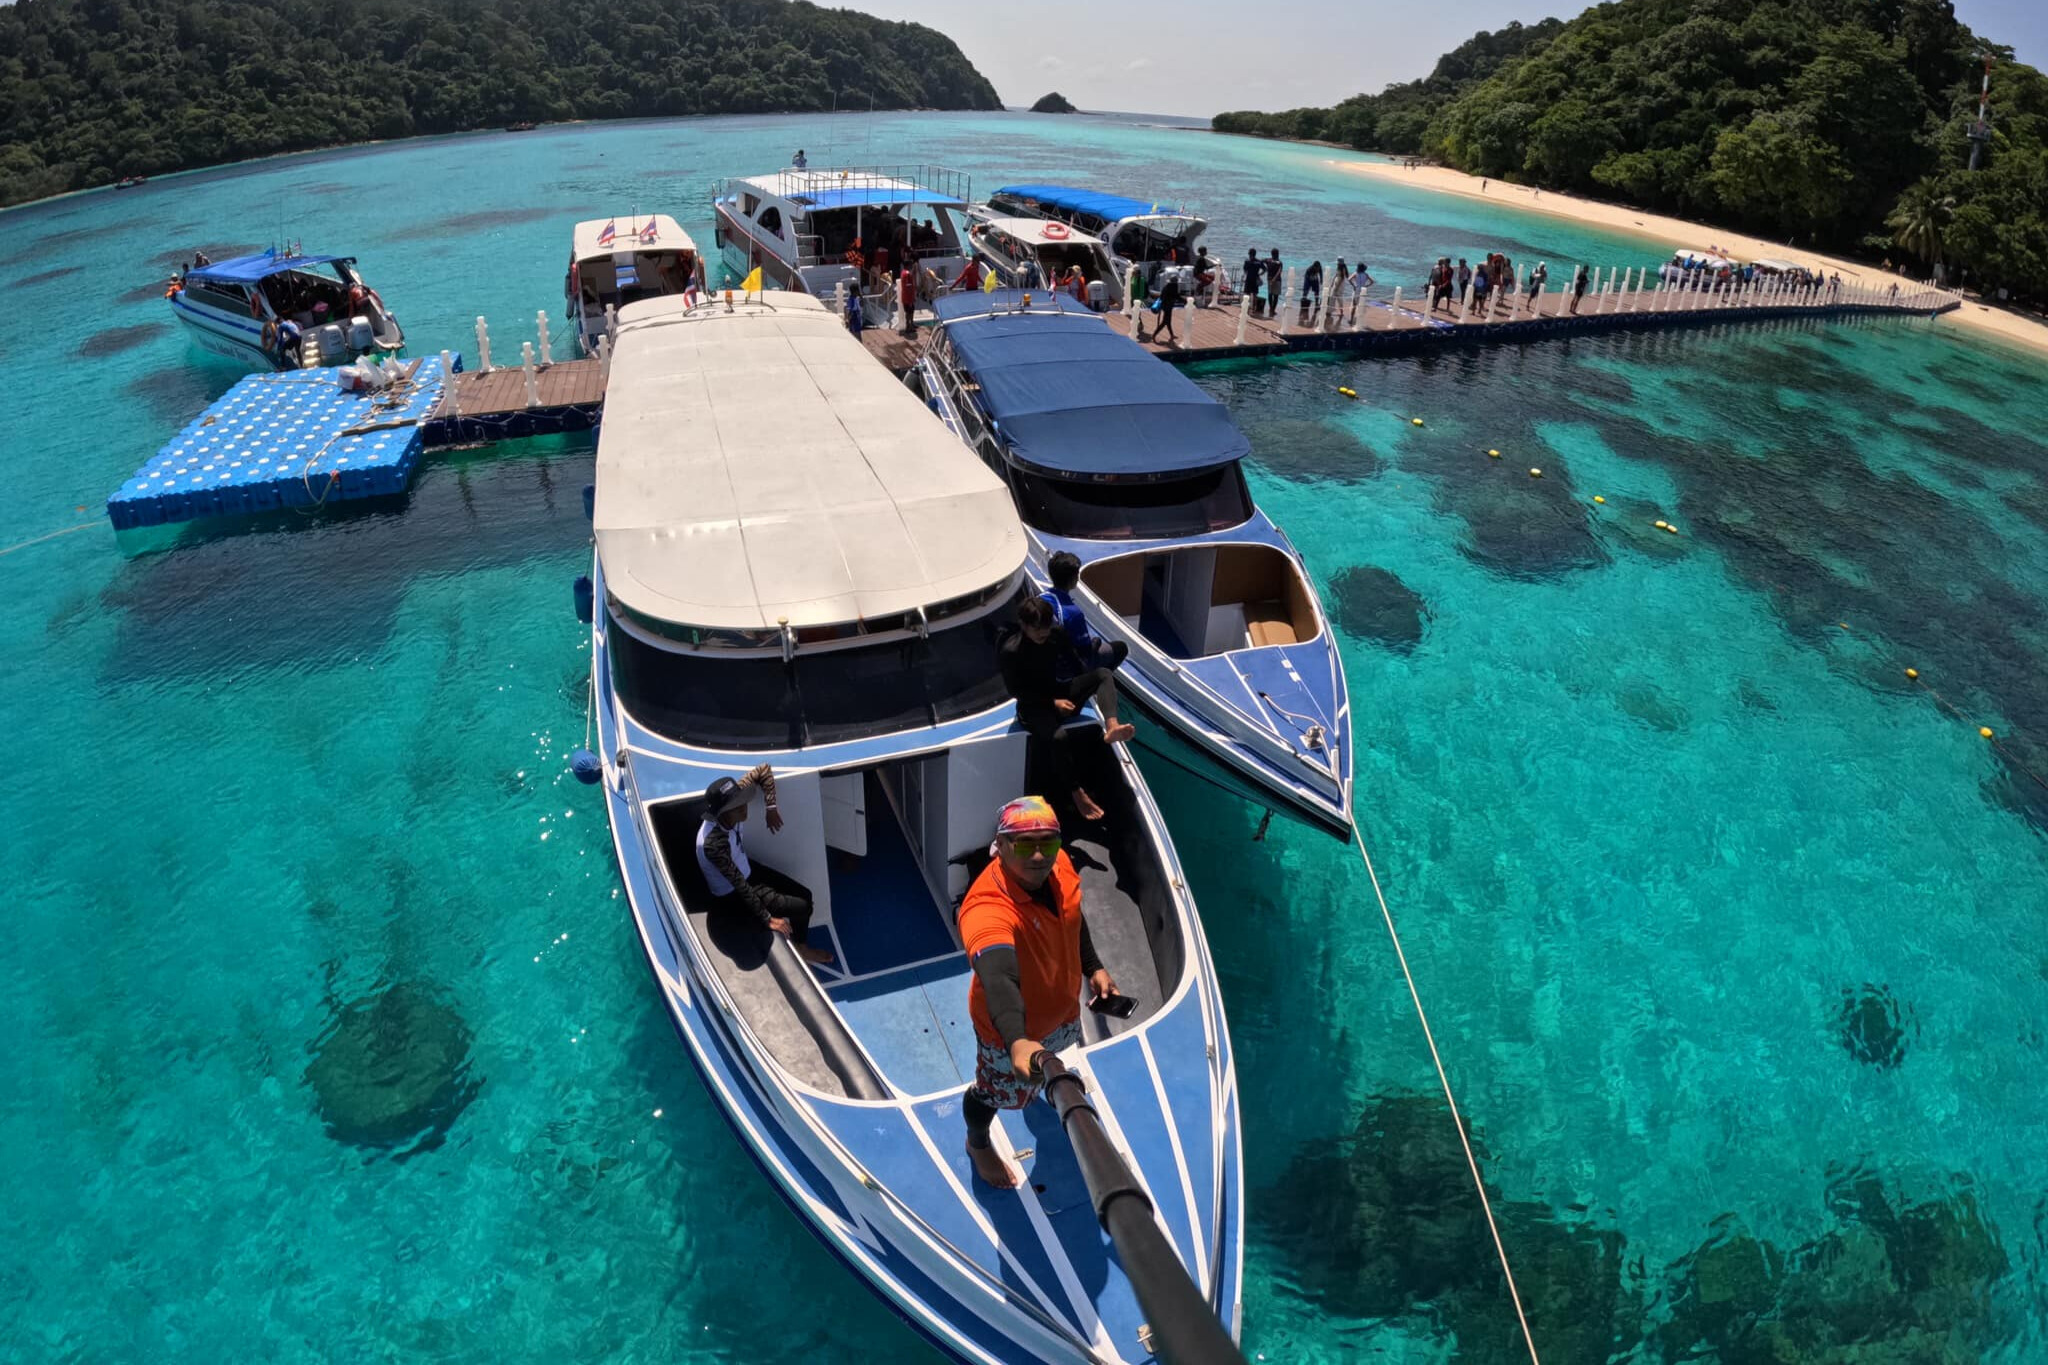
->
[609, 584, 1026, 749]
[1012, 465, 1254, 540]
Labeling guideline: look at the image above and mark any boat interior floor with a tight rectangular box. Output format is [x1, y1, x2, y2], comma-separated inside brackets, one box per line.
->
[649, 752, 1166, 1101]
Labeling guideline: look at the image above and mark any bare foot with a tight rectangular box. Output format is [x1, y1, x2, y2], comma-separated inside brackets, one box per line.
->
[1072, 788, 1106, 822]
[968, 1139, 1023, 1188]
[798, 944, 835, 966]
[1103, 721, 1135, 744]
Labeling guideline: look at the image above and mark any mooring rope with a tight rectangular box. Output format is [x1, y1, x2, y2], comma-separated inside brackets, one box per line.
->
[0, 520, 100, 558]
[1345, 813, 1542, 1364]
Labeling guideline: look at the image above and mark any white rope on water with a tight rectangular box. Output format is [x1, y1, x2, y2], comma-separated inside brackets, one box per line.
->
[0, 519, 100, 558]
[1345, 812, 1543, 1365]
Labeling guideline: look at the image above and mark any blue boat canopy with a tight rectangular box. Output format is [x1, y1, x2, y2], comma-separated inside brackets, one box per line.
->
[993, 185, 1174, 223]
[188, 251, 351, 286]
[793, 187, 965, 210]
[932, 292, 1249, 477]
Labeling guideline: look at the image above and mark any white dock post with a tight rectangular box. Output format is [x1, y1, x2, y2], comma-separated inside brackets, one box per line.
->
[1388, 286, 1403, 330]
[1281, 267, 1296, 327]
[536, 310, 553, 366]
[521, 342, 539, 408]
[475, 316, 492, 371]
[1209, 264, 1224, 309]
[438, 348, 453, 380]
[833, 281, 847, 318]
[596, 333, 611, 381]
[1234, 291, 1251, 345]
[1126, 266, 1142, 327]
[1459, 284, 1472, 323]
[604, 303, 618, 337]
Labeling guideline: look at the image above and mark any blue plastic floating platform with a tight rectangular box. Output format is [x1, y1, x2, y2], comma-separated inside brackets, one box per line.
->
[106, 355, 461, 530]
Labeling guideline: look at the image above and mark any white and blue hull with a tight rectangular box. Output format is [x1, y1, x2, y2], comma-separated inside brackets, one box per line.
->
[170, 294, 279, 369]
[592, 554, 1244, 1363]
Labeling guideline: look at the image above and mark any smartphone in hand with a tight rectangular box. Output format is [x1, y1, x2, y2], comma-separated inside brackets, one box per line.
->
[1088, 992, 1138, 1020]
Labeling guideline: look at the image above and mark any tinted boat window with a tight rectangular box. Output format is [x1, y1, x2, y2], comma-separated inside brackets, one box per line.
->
[1012, 465, 1254, 540]
[610, 585, 1024, 749]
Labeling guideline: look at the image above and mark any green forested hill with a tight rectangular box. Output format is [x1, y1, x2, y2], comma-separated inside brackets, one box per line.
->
[1215, 1, 2048, 297]
[0, 0, 1002, 207]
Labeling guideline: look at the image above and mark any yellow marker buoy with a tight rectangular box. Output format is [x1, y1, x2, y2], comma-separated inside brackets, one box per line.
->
[1663, 523, 1679, 534]
[1529, 468, 1542, 478]
[1338, 387, 1356, 398]
[1905, 668, 1919, 680]
[1593, 495, 1606, 504]
[1487, 448, 1500, 457]
[1981, 726, 1995, 739]
[1838, 622, 1849, 630]
[1654, 520, 1669, 530]
[1411, 417, 1424, 426]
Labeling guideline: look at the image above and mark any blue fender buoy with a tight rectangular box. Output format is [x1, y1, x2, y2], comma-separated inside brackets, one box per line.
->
[571, 748, 602, 784]
[573, 574, 594, 624]
[582, 483, 595, 522]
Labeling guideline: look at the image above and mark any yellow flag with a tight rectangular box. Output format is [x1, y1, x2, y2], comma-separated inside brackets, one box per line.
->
[981, 267, 998, 293]
[740, 266, 763, 294]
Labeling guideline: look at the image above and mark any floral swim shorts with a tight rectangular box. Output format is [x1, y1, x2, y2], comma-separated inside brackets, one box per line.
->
[969, 1018, 1082, 1111]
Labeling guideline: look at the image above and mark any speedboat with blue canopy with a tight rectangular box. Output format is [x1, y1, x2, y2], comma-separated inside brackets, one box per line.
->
[589, 289, 1244, 1363]
[914, 290, 1353, 837]
[978, 186, 1207, 292]
[167, 246, 403, 371]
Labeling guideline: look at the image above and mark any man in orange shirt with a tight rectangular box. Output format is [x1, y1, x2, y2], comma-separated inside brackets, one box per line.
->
[956, 796, 1120, 1187]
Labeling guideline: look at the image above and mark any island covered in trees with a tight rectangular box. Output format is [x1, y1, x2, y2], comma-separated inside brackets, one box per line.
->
[0, 0, 1003, 207]
[1031, 92, 1079, 113]
[1214, 0, 2048, 299]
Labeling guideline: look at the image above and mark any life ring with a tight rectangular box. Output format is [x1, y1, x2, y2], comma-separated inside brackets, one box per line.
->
[249, 291, 265, 319]
[1042, 221, 1070, 240]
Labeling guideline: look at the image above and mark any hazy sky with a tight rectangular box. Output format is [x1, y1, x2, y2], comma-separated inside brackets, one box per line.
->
[858, 0, 2043, 117]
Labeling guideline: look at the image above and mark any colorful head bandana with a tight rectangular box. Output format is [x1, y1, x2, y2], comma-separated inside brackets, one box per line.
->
[994, 795, 1060, 838]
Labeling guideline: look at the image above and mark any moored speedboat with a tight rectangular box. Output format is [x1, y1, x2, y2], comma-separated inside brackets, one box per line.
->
[966, 216, 1124, 308]
[712, 163, 975, 320]
[167, 247, 403, 371]
[977, 186, 1208, 296]
[590, 290, 1244, 1362]
[915, 291, 1353, 837]
[563, 214, 700, 356]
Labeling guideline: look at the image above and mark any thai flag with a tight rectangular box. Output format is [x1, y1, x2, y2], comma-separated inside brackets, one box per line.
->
[596, 219, 616, 246]
[639, 219, 659, 244]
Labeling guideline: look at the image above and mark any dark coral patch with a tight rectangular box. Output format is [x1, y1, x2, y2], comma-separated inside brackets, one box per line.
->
[79, 322, 168, 358]
[304, 980, 481, 1157]
[1243, 418, 1384, 485]
[10, 264, 84, 289]
[1839, 983, 1912, 1069]
[1327, 565, 1429, 651]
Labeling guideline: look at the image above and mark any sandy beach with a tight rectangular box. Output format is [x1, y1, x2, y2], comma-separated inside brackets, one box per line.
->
[1332, 157, 2048, 362]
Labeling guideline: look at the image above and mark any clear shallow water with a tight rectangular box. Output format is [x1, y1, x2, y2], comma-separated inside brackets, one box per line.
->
[3, 114, 2047, 1364]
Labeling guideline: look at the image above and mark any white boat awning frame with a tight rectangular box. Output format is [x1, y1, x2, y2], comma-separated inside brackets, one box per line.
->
[595, 293, 1027, 633]
[572, 215, 696, 262]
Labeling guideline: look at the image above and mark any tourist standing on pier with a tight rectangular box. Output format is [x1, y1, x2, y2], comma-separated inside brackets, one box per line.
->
[1524, 262, 1548, 311]
[1570, 264, 1589, 314]
[1243, 248, 1264, 315]
[1348, 261, 1374, 321]
[1472, 262, 1491, 314]
[1457, 259, 1472, 304]
[899, 266, 917, 336]
[1146, 270, 1183, 345]
[1266, 249, 1284, 317]
[1299, 261, 1323, 324]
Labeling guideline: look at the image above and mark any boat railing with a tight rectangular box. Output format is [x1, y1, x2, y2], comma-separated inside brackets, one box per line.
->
[1033, 1052, 1246, 1365]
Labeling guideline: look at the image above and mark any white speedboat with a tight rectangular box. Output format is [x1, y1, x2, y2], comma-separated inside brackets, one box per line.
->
[563, 214, 700, 356]
[711, 163, 975, 319]
[966, 217, 1124, 308]
[976, 186, 1208, 296]
[916, 291, 1354, 837]
[589, 290, 1245, 1363]
[167, 248, 403, 371]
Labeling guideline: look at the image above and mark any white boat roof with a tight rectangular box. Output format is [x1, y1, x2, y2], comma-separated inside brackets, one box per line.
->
[1751, 258, 1802, 271]
[731, 169, 964, 206]
[571, 215, 696, 262]
[978, 217, 1105, 246]
[595, 292, 1026, 632]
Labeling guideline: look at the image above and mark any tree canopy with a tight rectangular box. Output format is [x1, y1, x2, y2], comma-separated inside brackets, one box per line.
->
[0, 0, 1001, 207]
[1214, 0, 2048, 300]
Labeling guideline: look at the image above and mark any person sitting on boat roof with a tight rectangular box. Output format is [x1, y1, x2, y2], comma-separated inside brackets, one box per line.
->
[999, 597, 1134, 824]
[696, 766, 834, 967]
[1042, 551, 1131, 681]
[957, 796, 1121, 1188]
[792, 148, 807, 169]
[192, 250, 211, 267]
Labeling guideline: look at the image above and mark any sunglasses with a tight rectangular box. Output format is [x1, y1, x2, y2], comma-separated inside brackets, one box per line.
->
[1004, 833, 1061, 856]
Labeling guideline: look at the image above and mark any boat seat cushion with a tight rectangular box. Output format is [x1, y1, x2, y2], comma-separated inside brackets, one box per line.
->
[1244, 600, 1299, 648]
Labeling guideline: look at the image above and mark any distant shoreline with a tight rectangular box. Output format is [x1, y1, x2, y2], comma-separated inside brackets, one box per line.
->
[1332, 156, 2048, 362]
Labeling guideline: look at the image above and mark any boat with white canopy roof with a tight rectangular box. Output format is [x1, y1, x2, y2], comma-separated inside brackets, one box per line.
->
[588, 289, 1246, 1364]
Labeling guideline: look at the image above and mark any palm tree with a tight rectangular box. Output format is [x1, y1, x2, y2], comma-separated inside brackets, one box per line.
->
[1886, 181, 1955, 267]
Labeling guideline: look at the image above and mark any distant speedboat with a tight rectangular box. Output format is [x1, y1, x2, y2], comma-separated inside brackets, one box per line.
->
[591, 289, 1244, 1362]
[975, 186, 1207, 295]
[115, 175, 147, 190]
[167, 248, 403, 371]
[504, 121, 537, 132]
[917, 290, 1354, 836]
[966, 216, 1124, 308]
[712, 163, 976, 319]
[563, 214, 701, 356]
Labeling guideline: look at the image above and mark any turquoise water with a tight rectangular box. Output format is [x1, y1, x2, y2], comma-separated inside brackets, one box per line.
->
[4, 114, 2047, 1363]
